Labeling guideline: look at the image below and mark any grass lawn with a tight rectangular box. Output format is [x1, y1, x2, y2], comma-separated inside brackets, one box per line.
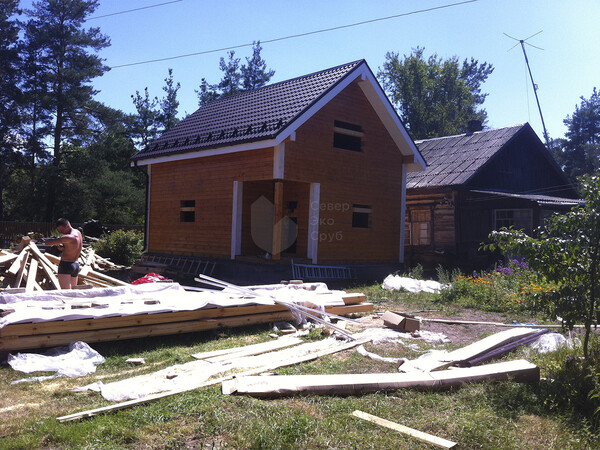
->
[0, 284, 598, 449]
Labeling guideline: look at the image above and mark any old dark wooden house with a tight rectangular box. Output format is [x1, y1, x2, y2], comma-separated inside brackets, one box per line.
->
[405, 123, 580, 270]
[131, 60, 425, 277]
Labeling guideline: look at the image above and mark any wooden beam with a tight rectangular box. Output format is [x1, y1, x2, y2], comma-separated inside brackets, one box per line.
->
[351, 410, 457, 449]
[222, 359, 539, 397]
[0, 302, 371, 338]
[25, 257, 39, 292]
[272, 180, 284, 260]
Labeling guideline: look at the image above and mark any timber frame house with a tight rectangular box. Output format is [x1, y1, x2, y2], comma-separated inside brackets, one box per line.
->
[405, 123, 581, 271]
[131, 60, 426, 270]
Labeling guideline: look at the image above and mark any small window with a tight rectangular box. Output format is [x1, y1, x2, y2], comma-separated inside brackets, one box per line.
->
[333, 120, 363, 152]
[494, 209, 532, 232]
[405, 209, 431, 246]
[352, 204, 372, 228]
[180, 200, 196, 222]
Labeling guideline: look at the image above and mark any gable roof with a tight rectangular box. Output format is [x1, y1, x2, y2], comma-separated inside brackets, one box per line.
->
[131, 60, 425, 171]
[407, 124, 527, 189]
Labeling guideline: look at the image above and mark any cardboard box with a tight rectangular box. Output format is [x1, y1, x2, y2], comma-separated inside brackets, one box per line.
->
[381, 311, 420, 332]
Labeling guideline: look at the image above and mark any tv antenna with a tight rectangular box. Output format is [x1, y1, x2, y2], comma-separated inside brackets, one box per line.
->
[504, 30, 550, 148]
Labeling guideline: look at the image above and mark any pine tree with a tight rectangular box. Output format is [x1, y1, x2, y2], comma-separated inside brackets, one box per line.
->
[196, 42, 275, 106]
[0, 0, 23, 220]
[23, 0, 110, 220]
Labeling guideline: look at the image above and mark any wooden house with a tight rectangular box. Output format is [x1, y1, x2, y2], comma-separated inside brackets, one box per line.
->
[131, 60, 426, 276]
[405, 123, 581, 271]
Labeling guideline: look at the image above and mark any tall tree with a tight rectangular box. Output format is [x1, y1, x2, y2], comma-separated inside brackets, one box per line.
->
[552, 88, 600, 183]
[196, 41, 275, 106]
[157, 68, 181, 132]
[241, 41, 275, 91]
[378, 47, 494, 140]
[0, 0, 23, 220]
[23, 0, 110, 221]
[131, 87, 159, 149]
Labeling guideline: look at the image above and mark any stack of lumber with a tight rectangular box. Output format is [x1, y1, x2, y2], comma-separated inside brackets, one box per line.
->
[0, 283, 372, 353]
[0, 242, 128, 291]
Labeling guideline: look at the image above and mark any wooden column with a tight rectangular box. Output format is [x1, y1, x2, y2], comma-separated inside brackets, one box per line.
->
[272, 181, 284, 260]
[399, 164, 407, 264]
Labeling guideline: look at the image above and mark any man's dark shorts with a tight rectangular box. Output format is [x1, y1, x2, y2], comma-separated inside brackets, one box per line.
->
[58, 261, 80, 277]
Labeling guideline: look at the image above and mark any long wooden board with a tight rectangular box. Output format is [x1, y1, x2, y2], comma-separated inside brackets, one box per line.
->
[0, 303, 373, 352]
[0, 303, 372, 338]
[351, 410, 457, 449]
[222, 359, 540, 397]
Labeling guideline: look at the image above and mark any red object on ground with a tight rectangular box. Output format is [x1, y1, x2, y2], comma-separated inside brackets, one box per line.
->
[131, 273, 168, 285]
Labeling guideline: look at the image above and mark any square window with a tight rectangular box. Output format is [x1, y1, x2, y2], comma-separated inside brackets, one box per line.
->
[180, 200, 196, 222]
[352, 204, 372, 228]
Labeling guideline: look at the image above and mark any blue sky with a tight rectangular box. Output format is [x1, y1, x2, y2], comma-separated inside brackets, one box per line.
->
[19, 0, 600, 141]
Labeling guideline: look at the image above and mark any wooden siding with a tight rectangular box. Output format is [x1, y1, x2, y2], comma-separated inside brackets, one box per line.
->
[148, 149, 273, 257]
[283, 80, 405, 263]
[404, 189, 457, 269]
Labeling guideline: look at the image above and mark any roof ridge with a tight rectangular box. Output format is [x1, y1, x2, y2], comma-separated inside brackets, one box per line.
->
[200, 59, 365, 107]
[414, 123, 527, 144]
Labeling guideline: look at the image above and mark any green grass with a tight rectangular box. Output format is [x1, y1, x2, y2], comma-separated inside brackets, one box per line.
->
[1, 288, 599, 449]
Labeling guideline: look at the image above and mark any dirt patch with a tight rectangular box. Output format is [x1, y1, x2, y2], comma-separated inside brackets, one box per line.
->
[352, 309, 548, 347]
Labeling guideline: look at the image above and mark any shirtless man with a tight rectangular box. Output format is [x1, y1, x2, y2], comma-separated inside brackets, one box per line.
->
[45, 218, 83, 289]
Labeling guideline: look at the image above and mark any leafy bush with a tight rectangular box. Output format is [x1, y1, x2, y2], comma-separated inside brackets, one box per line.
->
[435, 264, 461, 284]
[92, 229, 144, 266]
[439, 258, 556, 315]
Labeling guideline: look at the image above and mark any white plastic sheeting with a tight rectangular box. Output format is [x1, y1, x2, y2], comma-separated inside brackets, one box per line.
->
[382, 275, 448, 293]
[8, 341, 104, 384]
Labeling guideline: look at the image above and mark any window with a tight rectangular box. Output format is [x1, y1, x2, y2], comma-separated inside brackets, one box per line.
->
[352, 204, 372, 228]
[180, 200, 196, 222]
[333, 120, 363, 152]
[494, 209, 532, 232]
[405, 209, 431, 246]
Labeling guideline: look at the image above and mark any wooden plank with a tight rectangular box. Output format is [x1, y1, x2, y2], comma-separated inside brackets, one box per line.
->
[341, 293, 366, 305]
[402, 328, 541, 372]
[85, 269, 129, 286]
[57, 337, 370, 422]
[352, 410, 457, 449]
[0, 252, 18, 266]
[222, 359, 540, 397]
[0, 302, 371, 352]
[192, 337, 303, 361]
[28, 243, 61, 290]
[12, 251, 29, 288]
[0, 301, 371, 338]
[25, 257, 39, 292]
[7, 247, 29, 276]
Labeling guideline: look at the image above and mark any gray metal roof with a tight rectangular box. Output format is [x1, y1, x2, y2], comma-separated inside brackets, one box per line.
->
[407, 124, 525, 189]
[131, 60, 364, 161]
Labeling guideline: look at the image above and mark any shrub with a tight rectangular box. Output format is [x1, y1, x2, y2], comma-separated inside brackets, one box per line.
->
[439, 258, 556, 315]
[92, 229, 144, 266]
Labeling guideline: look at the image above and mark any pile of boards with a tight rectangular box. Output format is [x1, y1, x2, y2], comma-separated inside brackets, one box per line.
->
[0, 282, 372, 353]
[0, 240, 127, 291]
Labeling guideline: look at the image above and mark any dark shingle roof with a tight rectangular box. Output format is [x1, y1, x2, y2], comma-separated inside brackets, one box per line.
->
[407, 124, 525, 189]
[132, 60, 364, 161]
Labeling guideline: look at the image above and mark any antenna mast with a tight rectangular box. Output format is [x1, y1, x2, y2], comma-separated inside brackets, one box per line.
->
[504, 31, 550, 148]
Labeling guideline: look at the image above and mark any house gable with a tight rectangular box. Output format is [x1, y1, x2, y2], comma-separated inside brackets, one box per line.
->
[466, 124, 578, 198]
[131, 60, 425, 172]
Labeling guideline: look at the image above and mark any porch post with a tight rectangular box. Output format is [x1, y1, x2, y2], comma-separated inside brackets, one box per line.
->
[399, 164, 407, 264]
[272, 180, 284, 260]
[308, 182, 320, 264]
[231, 181, 243, 260]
